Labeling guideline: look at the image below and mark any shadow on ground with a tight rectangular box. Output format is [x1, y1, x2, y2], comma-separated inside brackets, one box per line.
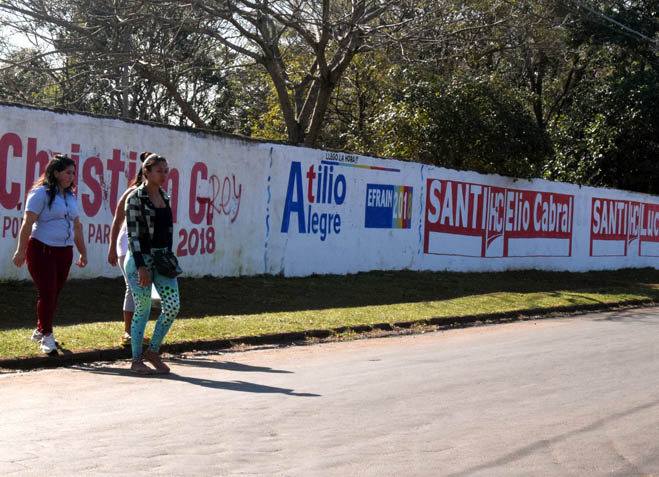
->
[593, 308, 659, 325]
[71, 362, 319, 397]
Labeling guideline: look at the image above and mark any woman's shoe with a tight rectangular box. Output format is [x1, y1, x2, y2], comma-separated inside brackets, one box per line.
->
[32, 329, 58, 345]
[120, 332, 131, 346]
[143, 349, 170, 374]
[40, 333, 58, 354]
[130, 358, 155, 375]
[121, 333, 150, 346]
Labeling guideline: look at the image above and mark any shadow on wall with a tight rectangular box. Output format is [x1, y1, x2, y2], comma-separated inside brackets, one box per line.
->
[1, 267, 658, 330]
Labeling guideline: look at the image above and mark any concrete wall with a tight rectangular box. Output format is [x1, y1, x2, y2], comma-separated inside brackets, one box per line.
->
[1, 103, 657, 279]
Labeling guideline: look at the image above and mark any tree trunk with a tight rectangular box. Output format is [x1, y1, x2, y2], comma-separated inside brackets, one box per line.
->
[303, 80, 334, 147]
[262, 57, 306, 145]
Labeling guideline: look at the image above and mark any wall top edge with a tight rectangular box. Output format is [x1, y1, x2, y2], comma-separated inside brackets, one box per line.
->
[1, 100, 656, 200]
[0, 99, 277, 146]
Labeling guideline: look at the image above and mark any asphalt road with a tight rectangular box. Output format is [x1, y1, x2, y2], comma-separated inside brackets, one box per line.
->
[1, 307, 659, 476]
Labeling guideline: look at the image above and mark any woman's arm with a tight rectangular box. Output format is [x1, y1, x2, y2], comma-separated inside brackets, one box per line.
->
[73, 216, 87, 267]
[107, 187, 133, 265]
[12, 211, 38, 267]
[125, 191, 145, 266]
[125, 191, 151, 286]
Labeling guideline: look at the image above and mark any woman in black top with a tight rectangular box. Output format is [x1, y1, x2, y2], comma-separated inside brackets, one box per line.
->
[124, 154, 180, 374]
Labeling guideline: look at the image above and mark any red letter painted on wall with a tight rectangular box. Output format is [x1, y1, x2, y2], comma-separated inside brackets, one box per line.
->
[0, 133, 22, 210]
[82, 156, 103, 217]
[189, 162, 207, 225]
[106, 149, 125, 215]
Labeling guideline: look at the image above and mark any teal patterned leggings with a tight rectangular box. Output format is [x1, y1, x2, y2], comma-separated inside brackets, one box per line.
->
[124, 250, 180, 359]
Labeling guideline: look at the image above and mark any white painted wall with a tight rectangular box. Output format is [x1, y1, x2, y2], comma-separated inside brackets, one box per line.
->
[0, 103, 657, 279]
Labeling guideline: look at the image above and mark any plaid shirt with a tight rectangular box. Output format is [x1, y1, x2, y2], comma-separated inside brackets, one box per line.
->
[125, 184, 173, 267]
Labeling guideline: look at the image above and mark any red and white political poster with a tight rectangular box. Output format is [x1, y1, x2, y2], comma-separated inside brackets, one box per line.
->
[589, 198, 659, 257]
[424, 179, 574, 258]
[639, 202, 659, 257]
[590, 198, 639, 256]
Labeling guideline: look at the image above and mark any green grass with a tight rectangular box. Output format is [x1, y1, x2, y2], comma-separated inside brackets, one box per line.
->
[1, 268, 658, 359]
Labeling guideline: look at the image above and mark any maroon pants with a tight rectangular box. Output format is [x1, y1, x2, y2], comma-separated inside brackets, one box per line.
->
[26, 238, 73, 334]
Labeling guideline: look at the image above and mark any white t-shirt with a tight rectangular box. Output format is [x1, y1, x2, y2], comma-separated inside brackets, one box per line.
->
[117, 222, 129, 257]
[26, 185, 79, 247]
[116, 186, 137, 258]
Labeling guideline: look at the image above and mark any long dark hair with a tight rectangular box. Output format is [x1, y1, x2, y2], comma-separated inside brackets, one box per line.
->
[141, 153, 168, 180]
[128, 151, 150, 188]
[30, 154, 77, 208]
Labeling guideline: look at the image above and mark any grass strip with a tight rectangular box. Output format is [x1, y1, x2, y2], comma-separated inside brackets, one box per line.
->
[1, 268, 658, 360]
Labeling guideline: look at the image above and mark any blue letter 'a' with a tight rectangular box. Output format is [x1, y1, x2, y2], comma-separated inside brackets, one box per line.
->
[281, 162, 306, 233]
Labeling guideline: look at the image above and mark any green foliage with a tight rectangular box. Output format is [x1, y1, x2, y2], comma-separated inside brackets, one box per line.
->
[1, 0, 658, 192]
[0, 48, 59, 106]
[544, 0, 659, 192]
[369, 74, 552, 178]
[247, 69, 288, 142]
[2, 268, 659, 359]
[548, 64, 659, 192]
[313, 52, 393, 153]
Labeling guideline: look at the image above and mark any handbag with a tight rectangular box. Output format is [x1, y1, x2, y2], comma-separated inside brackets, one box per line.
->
[152, 249, 182, 278]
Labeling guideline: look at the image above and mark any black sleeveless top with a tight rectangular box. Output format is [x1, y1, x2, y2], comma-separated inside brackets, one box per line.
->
[152, 207, 172, 249]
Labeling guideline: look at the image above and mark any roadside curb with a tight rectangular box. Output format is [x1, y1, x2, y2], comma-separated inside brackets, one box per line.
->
[1, 298, 655, 371]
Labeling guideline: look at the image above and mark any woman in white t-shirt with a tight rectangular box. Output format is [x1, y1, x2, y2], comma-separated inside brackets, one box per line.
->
[13, 154, 88, 354]
[107, 152, 148, 346]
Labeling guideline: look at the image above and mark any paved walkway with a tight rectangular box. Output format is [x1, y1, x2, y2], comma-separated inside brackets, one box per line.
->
[2, 308, 659, 476]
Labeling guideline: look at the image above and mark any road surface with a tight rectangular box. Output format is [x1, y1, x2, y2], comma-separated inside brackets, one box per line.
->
[2, 307, 659, 476]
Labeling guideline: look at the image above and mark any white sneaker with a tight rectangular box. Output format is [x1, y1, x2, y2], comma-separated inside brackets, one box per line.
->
[32, 329, 58, 345]
[40, 333, 58, 354]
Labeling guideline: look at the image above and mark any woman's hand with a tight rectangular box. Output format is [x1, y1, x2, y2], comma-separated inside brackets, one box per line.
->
[107, 248, 118, 266]
[13, 211, 37, 269]
[138, 266, 151, 287]
[73, 217, 87, 267]
[76, 252, 88, 268]
[12, 250, 25, 267]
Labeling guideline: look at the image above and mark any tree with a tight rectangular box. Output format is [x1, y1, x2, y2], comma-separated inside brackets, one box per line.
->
[367, 73, 552, 177]
[4, 0, 656, 193]
[0, 47, 59, 105]
[546, 0, 659, 192]
[0, 0, 238, 125]
[158, 0, 439, 146]
[319, 1, 557, 173]
[2, 1, 503, 147]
